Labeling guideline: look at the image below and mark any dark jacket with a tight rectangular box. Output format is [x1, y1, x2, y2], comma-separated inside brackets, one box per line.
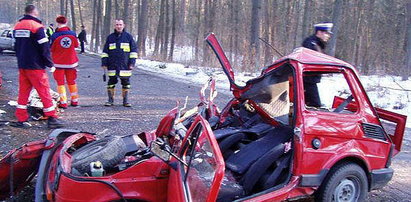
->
[13, 15, 53, 69]
[78, 30, 87, 42]
[302, 34, 325, 84]
[101, 30, 137, 71]
[302, 35, 326, 53]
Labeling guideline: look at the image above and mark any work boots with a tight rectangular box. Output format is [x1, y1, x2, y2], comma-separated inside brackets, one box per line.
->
[122, 89, 131, 107]
[47, 117, 64, 129]
[104, 88, 115, 106]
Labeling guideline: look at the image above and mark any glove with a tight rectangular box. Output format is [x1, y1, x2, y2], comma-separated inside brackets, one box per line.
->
[49, 66, 56, 73]
[129, 65, 134, 70]
[102, 66, 107, 70]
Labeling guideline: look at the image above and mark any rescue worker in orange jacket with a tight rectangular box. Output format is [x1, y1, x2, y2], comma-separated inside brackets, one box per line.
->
[13, 4, 64, 128]
[50, 15, 79, 108]
[101, 19, 137, 107]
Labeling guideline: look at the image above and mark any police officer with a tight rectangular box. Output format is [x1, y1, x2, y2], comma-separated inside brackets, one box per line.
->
[302, 22, 333, 107]
[78, 25, 87, 53]
[13, 4, 64, 128]
[101, 19, 137, 107]
[302, 22, 333, 53]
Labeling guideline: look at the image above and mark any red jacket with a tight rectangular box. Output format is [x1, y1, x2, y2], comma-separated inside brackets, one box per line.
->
[50, 26, 79, 68]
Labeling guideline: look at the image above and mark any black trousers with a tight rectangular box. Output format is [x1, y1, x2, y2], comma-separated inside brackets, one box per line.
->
[107, 76, 130, 89]
[80, 41, 85, 53]
[304, 81, 321, 107]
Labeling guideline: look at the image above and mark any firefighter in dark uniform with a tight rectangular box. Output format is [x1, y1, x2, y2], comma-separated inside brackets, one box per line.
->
[301, 22, 333, 107]
[101, 19, 137, 107]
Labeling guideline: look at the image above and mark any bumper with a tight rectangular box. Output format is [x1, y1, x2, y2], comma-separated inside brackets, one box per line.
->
[35, 129, 81, 202]
[370, 168, 393, 190]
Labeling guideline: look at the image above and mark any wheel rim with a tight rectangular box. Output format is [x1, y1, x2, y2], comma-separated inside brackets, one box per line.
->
[333, 177, 360, 202]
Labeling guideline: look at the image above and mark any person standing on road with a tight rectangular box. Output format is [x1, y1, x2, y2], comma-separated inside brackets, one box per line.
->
[12, 4, 64, 128]
[46, 23, 54, 39]
[78, 25, 87, 54]
[101, 19, 137, 107]
[50, 15, 80, 108]
[301, 22, 333, 108]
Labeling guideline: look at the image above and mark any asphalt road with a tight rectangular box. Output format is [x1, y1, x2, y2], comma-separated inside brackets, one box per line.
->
[0, 53, 410, 201]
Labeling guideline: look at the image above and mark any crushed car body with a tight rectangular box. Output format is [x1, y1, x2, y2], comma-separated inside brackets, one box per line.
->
[0, 33, 407, 202]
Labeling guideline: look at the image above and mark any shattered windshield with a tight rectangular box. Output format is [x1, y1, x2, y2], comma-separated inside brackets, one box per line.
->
[182, 123, 219, 201]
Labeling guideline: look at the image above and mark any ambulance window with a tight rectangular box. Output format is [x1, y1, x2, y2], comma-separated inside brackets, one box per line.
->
[303, 71, 357, 113]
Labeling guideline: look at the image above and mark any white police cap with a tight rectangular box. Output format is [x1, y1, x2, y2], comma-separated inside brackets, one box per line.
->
[314, 22, 333, 33]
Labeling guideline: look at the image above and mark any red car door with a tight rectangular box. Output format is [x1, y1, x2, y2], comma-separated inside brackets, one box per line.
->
[167, 115, 225, 202]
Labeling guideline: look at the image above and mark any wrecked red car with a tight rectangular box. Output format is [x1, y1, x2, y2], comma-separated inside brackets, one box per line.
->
[0, 33, 407, 202]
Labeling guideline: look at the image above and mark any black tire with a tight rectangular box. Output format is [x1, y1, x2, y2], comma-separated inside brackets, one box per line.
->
[316, 163, 368, 202]
[71, 136, 126, 174]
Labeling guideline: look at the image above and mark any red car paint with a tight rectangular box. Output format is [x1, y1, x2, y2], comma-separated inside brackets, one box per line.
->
[0, 33, 407, 201]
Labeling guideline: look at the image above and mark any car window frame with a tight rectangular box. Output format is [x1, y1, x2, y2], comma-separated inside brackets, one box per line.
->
[302, 69, 360, 115]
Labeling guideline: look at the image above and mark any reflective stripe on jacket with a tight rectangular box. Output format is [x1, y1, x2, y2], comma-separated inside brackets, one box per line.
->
[101, 31, 137, 74]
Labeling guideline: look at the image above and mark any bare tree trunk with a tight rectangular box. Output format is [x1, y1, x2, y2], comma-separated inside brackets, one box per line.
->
[362, 0, 375, 75]
[77, 0, 84, 26]
[91, 0, 97, 50]
[301, 0, 312, 40]
[292, 0, 301, 49]
[70, 0, 77, 32]
[249, 0, 261, 70]
[114, 0, 119, 19]
[129, 0, 136, 35]
[405, 2, 411, 80]
[161, 0, 170, 60]
[263, 0, 271, 66]
[202, 0, 216, 65]
[154, 0, 166, 55]
[137, 0, 148, 56]
[352, 1, 364, 67]
[103, 0, 112, 41]
[194, 0, 201, 61]
[95, 0, 103, 52]
[233, 0, 240, 66]
[64, 0, 69, 16]
[123, 0, 130, 26]
[177, 0, 186, 41]
[169, 0, 177, 61]
[60, 0, 65, 15]
[327, 0, 343, 56]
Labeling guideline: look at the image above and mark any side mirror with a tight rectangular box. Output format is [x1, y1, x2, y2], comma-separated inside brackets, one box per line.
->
[150, 140, 171, 162]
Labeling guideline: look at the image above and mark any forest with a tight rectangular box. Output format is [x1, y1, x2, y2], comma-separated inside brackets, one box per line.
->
[0, 0, 410, 79]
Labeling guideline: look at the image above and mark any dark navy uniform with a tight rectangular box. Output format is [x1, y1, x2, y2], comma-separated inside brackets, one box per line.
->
[302, 35, 326, 53]
[302, 35, 326, 107]
[101, 30, 137, 87]
[101, 30, 137, 106]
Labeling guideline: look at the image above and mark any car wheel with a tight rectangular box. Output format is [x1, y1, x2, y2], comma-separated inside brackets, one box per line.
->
[316, 163, 368, 202]
[71, 136, 126, 174]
